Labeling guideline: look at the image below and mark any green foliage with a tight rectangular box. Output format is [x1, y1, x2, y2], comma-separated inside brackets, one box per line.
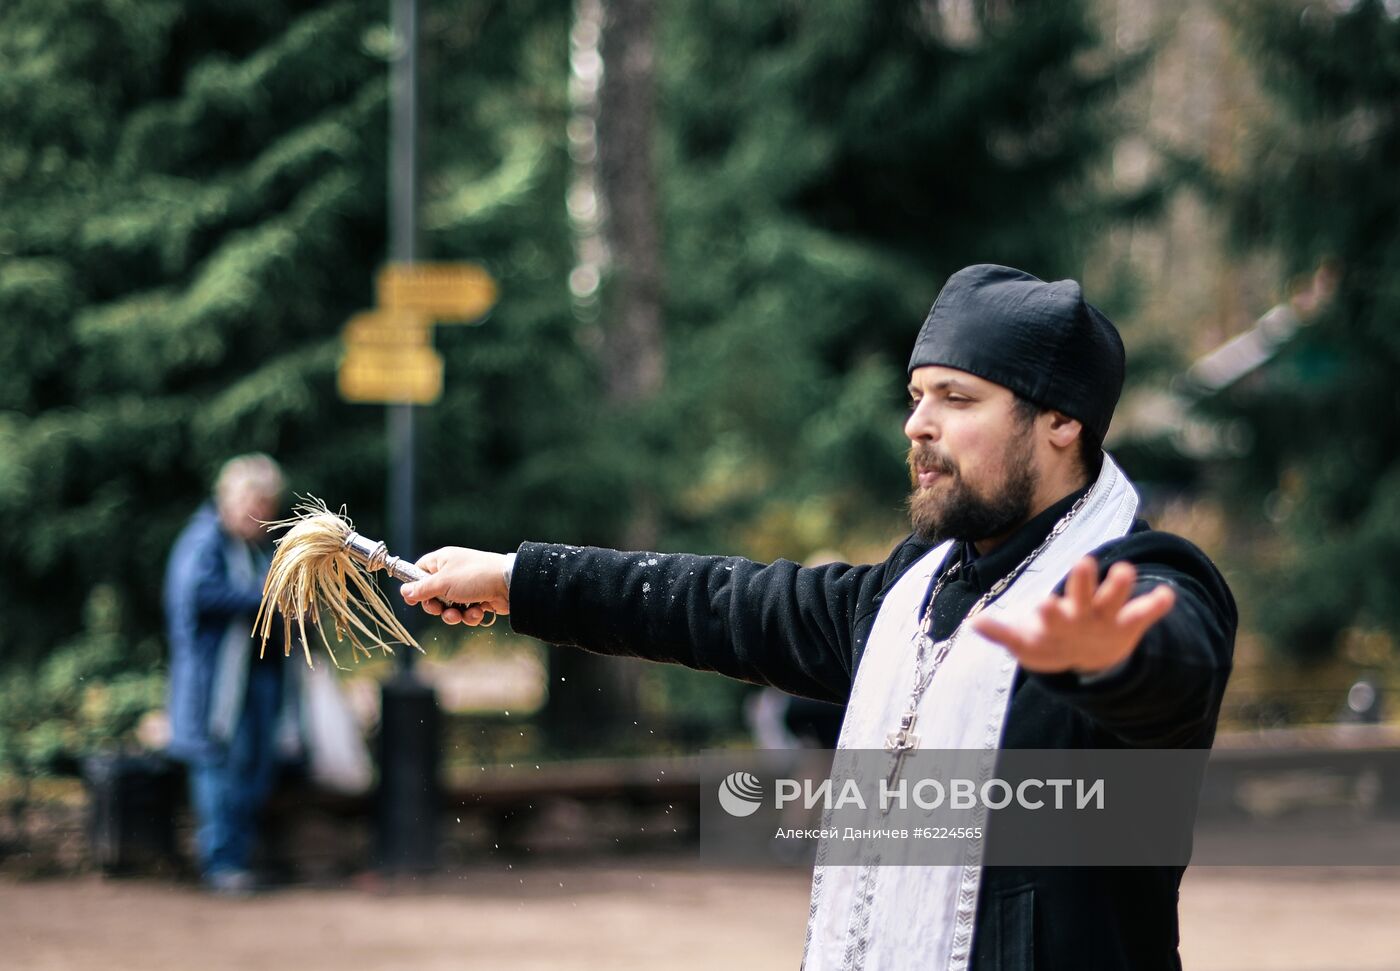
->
[0, 586, 164, 780]
[654, 0, 1127, 554]
[0, 0, 393, 682]
[413, 0, 624, 551]
[0, 0, 1131, 766]
[1220, 0, 1400, 660]
[0, 0, 585, 772]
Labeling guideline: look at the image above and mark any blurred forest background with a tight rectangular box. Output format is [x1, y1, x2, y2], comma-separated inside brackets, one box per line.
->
[1, 0, 1398, 786]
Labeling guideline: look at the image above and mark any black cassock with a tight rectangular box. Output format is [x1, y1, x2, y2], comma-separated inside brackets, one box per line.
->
[508, 484, 1237, 971]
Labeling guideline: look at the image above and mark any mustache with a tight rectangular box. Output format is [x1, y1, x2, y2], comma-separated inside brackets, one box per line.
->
[907, 444, 956, 478]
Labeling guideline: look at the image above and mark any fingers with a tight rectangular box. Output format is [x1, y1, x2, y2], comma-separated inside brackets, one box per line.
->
[1119, 583, 1176, 637]
[974, 613, 1071, 673]
[1043, 558, 1104, 629]
[1038, 597, 1067, 630]
[1065, 556, 1096, 613]
[976, 568, 1175, 676]
[401, 548, 456, 604]
[1091, 561, 1137, 615]
[399, 547, 508, 628]
[431, 604, 489, 627]
[400, 574, 446, 606]
[971, 614, 1033, 656]
[406, 598, 491, 627]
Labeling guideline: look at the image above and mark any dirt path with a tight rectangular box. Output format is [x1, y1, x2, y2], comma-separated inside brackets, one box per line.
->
[3, 862, 1399, 970]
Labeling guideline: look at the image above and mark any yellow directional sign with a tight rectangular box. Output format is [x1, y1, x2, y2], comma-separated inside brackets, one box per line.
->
[339, 346, 443, 404]
[337, 309, 442, 404]
[377, 262, 497, 321]
[337, 263, 497, 405]
[342, 308, 431, 347]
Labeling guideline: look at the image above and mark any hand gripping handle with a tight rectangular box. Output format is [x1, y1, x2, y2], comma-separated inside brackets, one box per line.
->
[344, 531, 497, 627]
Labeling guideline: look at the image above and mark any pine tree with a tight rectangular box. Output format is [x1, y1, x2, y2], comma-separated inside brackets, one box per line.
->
[653, 0, 1130, 557]
[1220, 0, 1400, 660]
[0, 0, 587, 682]
[0, 0, 399, 675]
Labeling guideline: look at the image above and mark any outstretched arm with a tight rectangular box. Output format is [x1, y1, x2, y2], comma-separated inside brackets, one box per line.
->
[401, 539, 926, 704]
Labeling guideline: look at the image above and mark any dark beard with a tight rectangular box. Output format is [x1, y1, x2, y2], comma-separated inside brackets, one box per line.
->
[905, 436, 1039, 545]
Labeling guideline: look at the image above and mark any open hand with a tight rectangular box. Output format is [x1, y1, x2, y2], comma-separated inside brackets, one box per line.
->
[400, 547, 512, 626]
[970, 556, 1175, 676]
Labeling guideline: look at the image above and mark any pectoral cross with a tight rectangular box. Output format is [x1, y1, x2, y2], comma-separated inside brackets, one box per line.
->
[883, 710, 921, 813]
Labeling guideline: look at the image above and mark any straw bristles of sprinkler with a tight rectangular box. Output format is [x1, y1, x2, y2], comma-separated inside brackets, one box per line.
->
[253, 497, 420, 668]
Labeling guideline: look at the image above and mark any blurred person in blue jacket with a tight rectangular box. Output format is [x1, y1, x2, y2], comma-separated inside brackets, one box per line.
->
[164, 453, 301, 894]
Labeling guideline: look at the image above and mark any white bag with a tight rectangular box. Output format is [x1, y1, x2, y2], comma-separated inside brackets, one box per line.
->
[301, 664, 374, 795]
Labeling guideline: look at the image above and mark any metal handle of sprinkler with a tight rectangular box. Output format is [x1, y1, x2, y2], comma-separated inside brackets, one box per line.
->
[343, 531, 497, 627]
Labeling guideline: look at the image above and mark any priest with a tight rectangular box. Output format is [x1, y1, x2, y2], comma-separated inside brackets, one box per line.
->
[402, 264, 1236, 971]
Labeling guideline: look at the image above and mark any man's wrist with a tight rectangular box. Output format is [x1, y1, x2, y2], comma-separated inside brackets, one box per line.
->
[1075, 655, 1131, 685]
[502, 552, 516, 593]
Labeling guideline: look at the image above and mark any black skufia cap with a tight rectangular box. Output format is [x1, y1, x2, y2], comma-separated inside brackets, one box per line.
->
[907, 264, 1125, 444]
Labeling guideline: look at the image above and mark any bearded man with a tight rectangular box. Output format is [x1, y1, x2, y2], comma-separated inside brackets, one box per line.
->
[402, 264, 1236, 970]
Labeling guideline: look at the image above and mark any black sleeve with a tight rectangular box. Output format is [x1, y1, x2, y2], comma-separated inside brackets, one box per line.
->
[1030, 531, 1238, 748]
[507, 538, 928, 705]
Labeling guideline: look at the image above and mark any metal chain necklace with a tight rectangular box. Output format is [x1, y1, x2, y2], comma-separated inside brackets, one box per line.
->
[883, 489, 1095, 798]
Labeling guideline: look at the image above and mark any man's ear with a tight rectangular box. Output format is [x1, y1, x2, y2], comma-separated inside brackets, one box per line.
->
[1045, 411, 1083, 450]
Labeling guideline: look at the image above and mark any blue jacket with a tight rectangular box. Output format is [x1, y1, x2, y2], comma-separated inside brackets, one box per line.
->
[163, 503, 268, 763]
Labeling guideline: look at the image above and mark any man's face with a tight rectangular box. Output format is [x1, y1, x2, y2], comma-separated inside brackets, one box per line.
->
[220, 489, 280, 541]
[903, 365, 1039, 545]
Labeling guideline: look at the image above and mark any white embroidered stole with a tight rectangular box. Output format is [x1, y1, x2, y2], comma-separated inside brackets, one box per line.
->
[801, 453, 1140, 971]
